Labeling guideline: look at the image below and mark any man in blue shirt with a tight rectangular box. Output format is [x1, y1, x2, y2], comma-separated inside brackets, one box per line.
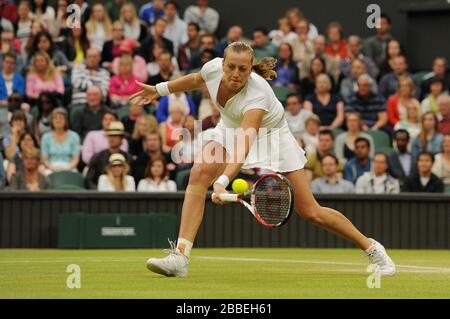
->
[139, 0, 165, 28]
[344, 137, 372, 184]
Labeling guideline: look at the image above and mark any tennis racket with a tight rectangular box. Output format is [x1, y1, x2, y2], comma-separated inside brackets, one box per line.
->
[212, 173, 294, 228]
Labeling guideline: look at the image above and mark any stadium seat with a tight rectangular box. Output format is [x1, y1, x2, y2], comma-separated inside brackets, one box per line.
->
[445, 185, 450, 193]
[175, 169, 191, 190]
[376, 146, 394, 156]
[115, 106, 130, 121]
[363, 130, 391, 151]
[273, 86, 296, 105]
[414, 70, 430, 84]
[30, 106, 39, 118]
[332, 128, 345, 138]
[52, 184, 86, 191]
[69, 105, 84, 129]
[49, 171, 86, 190]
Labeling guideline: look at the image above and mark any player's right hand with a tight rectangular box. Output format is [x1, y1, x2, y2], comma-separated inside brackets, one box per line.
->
[129, 81, 160, 105]
[212, 183, 229, 206]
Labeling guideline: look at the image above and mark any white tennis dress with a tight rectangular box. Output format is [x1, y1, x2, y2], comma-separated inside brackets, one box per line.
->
[199, 58, 307, 172]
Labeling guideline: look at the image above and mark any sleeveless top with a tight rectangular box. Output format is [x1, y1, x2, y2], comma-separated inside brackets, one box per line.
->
[305, 93, 341, 126]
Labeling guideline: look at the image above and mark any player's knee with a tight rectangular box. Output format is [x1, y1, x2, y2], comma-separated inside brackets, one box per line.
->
[188, 164, 216, 186]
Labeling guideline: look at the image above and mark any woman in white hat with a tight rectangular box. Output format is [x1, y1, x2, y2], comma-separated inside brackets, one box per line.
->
[97, 153, 135, 191]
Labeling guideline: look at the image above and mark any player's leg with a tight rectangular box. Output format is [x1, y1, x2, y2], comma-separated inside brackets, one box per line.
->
[283, 169, 396, 275]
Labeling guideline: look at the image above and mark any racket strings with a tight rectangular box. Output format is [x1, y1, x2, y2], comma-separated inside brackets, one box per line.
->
[253, 176, 291, 225]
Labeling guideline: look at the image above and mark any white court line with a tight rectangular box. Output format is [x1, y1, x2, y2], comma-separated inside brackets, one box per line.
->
[196, 256, 450, 273]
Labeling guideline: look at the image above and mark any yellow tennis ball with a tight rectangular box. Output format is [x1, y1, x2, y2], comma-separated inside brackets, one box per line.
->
[232, 179, 248, 194]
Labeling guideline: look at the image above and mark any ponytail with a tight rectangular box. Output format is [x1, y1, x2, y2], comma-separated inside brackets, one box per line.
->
[252, 57, 277, 80]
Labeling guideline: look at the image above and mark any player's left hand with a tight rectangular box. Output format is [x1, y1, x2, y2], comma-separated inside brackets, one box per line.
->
[212, 183, 229, 205]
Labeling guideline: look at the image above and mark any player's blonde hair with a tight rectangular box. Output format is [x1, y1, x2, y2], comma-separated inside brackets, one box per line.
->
[223, 41, 277, 80]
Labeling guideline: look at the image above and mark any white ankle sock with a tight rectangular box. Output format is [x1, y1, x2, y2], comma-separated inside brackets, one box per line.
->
[177, 238, 193, 257]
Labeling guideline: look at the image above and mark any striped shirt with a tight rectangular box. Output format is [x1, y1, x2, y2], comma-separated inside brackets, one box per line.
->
[345, 92, 386, 128]
[71, 64, 110, 106]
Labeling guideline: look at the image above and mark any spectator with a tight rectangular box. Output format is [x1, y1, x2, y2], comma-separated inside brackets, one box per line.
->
[53, 0, 70, 38]
[109, 55, 142, 108]
[271, 42, 300, 89]
[438, 95, 450, 135]
[402, 152, 444, 193]
[379, 55, 419, 100]
[147, 50, 175, 86]
[120, 2, 147, 42]
[71, 48, 110, 107]
[137, 155, 177, 192]
[58, 24, 90, 66]
[41, 108, 80, 175]
[137, 16, 174, 62]
[139, 0, 165, 28]
[32, 92, 58, 140]
[187, 32, 215, 71]
[269, 17, 297, 47]
[0, 52, 25, 99]
[411, 111, 443, 157]
[71, 85, 110, 142]
[98, 153, 136, 191]
[85, 3, 112, 51]
[344, 137, 372, 184]
[86, 121, 132, 189]
[252, 27, 278, 60]
[432, 134, 450, 188]
[420, 57, 449, 100]
[355, 153, 400, 194]
[122, 102, 146, 135]
[421, 77, 447, 115]
[201, 102, 220, 130]
[22, 21, 45, 64]
[304, 129, 343, 181]
[339, 35, 378, 79]
[363, 13, 393, 67]
[387, 76, 421, 127]
[25, 51, 64, 102]
[3, 94, 32, 134]
[163, 1, 188, 56]
[183, 0, 219, 34]
[15, 1, 33, 47]
[105, 0, 126, 22]
[285, 93, 312, 139]
[5, 132, 40, 185]
[378, 39, 404, 80]
[285, 8, 318, 40]
[82, 112, 129, 165]
[72, 0, 91, 23]
[9, 147, 51, 191]
[111, 38, 148, 83]
[4, 110, 28, 160]
[388, 129, 416, 185]
[340, 58, 378, 103]
[345, 73, 388, 131]
[324, 22, 347, 60]
[177, 22, 201, 71]
[300, 114, 320, 155]
[129, 115, 159, 157]
[146, 40, 179, 77]
[215, 25, 244, 58]
[160, 103, 186, 152]
[299, 56, 336, 98]
[101, 21, 126, 71]
[304, 73, 344, 130]
[335, 112, 375, 162]
[289, 18, 314, 64]
[29, 0, 55, 31]
[394, 103, 421, 140]
[171, 115, 198, 169]
[310, 154, 354, 193]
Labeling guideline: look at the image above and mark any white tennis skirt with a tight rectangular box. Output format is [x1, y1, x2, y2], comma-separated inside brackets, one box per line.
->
[199, 120, 307, 173]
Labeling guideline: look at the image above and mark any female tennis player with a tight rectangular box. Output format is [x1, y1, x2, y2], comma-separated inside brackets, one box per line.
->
[130, 42, 396, 278]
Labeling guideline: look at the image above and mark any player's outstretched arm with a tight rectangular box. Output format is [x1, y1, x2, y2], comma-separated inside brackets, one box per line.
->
[129, 73, 205, 105]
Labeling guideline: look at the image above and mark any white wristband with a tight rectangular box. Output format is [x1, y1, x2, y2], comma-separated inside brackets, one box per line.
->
[214, 175, 230, 188]
[155, 82, 170, 96]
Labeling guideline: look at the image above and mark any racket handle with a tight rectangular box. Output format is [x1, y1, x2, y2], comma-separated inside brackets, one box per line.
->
[216, 193, 240, 202]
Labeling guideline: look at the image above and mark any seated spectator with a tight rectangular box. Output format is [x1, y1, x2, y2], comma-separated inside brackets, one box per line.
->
[387, 76, 421, 127]
[285, 7, 318, 40]
[300, 114, 320, 155]
[311, 154, 355, 193]
[340, 58, 378, 103]
[32, 92, 58, 140]
[105, 0, 125, 22]
[339, 35, 378, 80]
[438, 95, 450, 135]
[57, 23, 89, 66]
[363, 13, 393, 67]
[215, 25, 244, 58]
[402, 152, 444, 193]
[188, 48, 215, 73]
[303, 73, 344, 130]
[137, 155, 177, 192]
[299, 56, 335, 98]
[269, 17, 297, 47]
[1, 95, 32, 142]
[201, 103, 220, 130]
[334, 112, 375, 162]
[420, 57, 449, 100]
[163, 1, 188, 56]
[41, 108, 80, 176]
[421, 77, 447, 115]
[345, 74, 388, 131]
[344, 137, 372, 184]
[187, 32, 215, 71]
[139, 0, 165, 28]
[82, 112, 129, 165]
[30, 0, 55, 30]
[101, 21, 126, 71]
[183, 0, 219, 34]
[251, 27, 278, 60]
[379, 55, 419, 100]
[120, 2, 147, 42]
[171, 115, 198, 170]
[111, 38, 148, 83]
[388, 129, 416, 186]
[160, 103, 186, 152]
[85, 3, 112, 52]
[432, 134, 450, 188]
[271, 42, 300, 90]
[22, 21, 45, 65]
[4, 110, 29, 160]
[146, 39, 180, 77]
[71, 85, 110, 142]
[98, 153, 136, 191]
[86, 121, 132, 189]
[71, 48, 110, 107]
[16, 1, 33, 47]
[25, 51, 64, 103]
[285, 93, 312, 139]
[5, 132, 41, 185]
[129, 115, 159, 157]
[394, 103, 421, 139]
[411, 112, 443, 157]
[137, 17, 174, 62]
[378, 39, 404, 81]
[355, 153, 400, 193]
[288, 18, 314, 64]
[324, 22, 347, 60]
[9, 147, 51, 191]
[0, 52, 25, 99]
[122, 102, 146, 135]
[132, 131, 174, 183]
[109, 55, 142, 108]
[177, 22, 201, 71]
[146, 50, 175, 86]
[304, 129, 344, 181]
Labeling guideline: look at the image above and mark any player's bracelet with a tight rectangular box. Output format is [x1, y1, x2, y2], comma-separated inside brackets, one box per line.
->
[214, 175, 230, 188]
[155, 82, 170, 96]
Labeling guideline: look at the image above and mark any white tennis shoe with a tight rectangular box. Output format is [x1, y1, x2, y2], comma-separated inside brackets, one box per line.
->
[146, 241, 189, 278]
[365, 239, 397, 276]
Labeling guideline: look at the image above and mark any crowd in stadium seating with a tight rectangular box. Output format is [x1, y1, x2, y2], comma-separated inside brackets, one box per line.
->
[0, 0, 449, 194]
